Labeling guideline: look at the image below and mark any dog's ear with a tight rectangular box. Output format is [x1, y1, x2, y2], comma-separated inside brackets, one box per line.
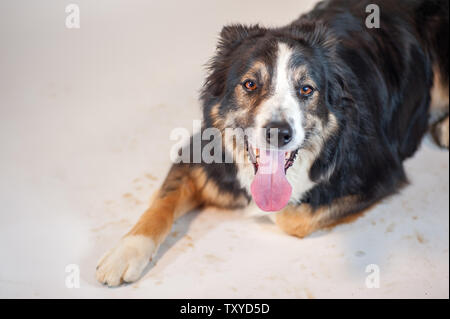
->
[202, 24, 266, 99]
[218, 24, 262, 52]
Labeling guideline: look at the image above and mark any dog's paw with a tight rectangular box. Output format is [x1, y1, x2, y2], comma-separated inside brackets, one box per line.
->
[96, 235, 156, 287]
[432, 115, 449, 149]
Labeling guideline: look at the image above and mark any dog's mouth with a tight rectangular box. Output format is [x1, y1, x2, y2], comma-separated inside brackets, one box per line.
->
[245, 141, 299, 174]
[245, 139, 299, 212]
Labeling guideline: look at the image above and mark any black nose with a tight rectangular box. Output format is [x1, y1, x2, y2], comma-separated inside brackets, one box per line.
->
[265, 121, 293, 147]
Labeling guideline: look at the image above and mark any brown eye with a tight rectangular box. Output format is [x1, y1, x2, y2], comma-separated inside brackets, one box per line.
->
[243, 80, 258, 92]
[299, 85, 314, 97]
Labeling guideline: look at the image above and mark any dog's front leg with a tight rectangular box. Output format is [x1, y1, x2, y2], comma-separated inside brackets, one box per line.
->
[96, 163, 199, 286]
[275, 196, 373, 238]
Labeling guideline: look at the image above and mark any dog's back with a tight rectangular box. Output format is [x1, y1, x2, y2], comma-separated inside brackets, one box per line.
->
[299, 0, 449, 156]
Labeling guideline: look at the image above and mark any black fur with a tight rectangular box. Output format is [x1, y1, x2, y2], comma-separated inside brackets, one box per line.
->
[299, 0, 448, 208]
[198, 0, 448, 212]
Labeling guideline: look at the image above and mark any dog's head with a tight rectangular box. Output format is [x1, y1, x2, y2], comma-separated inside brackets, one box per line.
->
[201, 23, 352, 211]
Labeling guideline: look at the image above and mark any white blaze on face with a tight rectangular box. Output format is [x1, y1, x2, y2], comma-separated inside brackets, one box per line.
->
[236, 42, 316, 206]
[252, 42, 305, 150]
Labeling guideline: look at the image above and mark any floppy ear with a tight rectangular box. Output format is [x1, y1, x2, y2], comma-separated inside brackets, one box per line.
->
[202, 24, 266, 99]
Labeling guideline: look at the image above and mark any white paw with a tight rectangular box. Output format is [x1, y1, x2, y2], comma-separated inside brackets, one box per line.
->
[96, 235, 157, 287]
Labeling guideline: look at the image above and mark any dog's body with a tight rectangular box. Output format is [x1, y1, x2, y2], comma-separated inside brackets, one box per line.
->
[97, 0, 449, 286]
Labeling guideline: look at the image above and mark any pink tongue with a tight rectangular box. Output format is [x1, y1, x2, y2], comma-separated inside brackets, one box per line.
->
[250, 150, 292, 212]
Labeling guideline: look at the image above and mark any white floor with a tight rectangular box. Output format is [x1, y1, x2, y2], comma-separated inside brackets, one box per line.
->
[0, 0, 448, 299]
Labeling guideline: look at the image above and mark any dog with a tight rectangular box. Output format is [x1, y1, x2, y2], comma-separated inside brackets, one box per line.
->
[96, 0, 449, 286]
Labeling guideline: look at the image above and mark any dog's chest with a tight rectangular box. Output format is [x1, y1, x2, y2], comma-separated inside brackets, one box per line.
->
[235, 156, 316, 205]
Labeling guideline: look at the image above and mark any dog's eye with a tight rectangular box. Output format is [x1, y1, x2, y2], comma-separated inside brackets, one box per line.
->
[299, 85, 314, 97]
[243, 80, 258, 92]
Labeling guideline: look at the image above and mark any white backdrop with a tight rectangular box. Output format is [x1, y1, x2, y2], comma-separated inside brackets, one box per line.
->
[0, 0, 448, 298]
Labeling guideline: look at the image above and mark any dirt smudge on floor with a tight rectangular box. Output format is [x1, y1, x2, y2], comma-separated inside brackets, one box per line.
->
[385, 223, 395, 233]
[145, 173, 158, 181]
[204, 254, 224, 263]
[91, 218, 131, 232]
[415, 232, 427, 244]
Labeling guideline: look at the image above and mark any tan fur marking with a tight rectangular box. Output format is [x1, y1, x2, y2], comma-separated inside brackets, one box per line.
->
[291, 65, 316, 89]
[276, 196, 361, 238]
[299, 111, 339, 179]
[240, 61, 270, 86]
[432, 115, 449, 149]
[275, 204, 323, 238]
[210, 103, 223, 128]
[233, 61, 271, 117]
[429, 65, 449, 148]
[128, 165, 247, 244]
[192, 168, 248, 209]
[430, 65, 449, 116]
[128, 165, 198, 244]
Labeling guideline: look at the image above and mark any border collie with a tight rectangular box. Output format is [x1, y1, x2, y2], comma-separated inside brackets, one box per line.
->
[97, 0, 448, 286]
